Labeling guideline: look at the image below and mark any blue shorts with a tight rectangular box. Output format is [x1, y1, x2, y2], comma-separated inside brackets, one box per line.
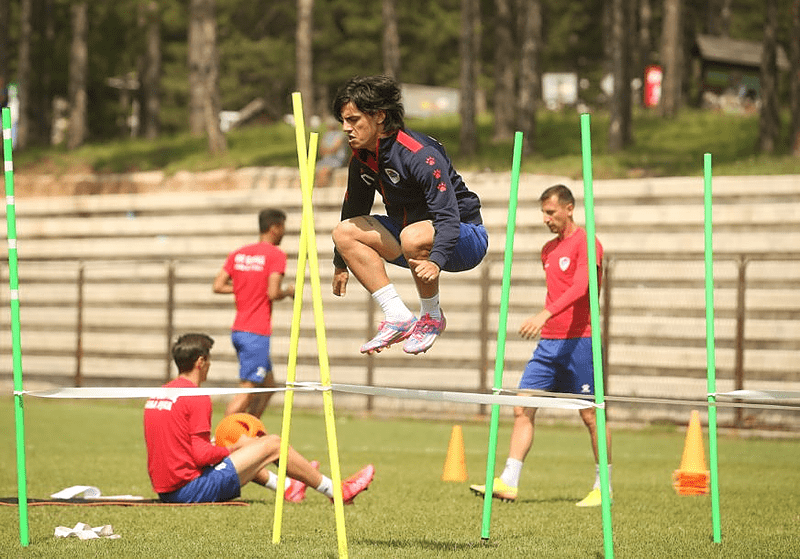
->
[518, 338, 596, 396]
[373, 215, 488, 272]
[231, 331, 273, 384]
[159, 457, 241, 503]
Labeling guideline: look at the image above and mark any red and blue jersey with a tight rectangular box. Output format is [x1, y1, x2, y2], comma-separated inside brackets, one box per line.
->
[223, 242, 287, 336]
[541, 227, 603, 339]
[143, 377, 230, 494]
[334, 129, 483, 270]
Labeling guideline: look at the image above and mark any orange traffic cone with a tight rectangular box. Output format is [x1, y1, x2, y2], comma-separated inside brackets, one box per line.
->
[442, 425, 468, 482]
[672, 410, 710, 495]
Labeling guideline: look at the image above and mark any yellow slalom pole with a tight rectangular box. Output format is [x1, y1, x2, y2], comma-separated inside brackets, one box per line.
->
[273, 92, 349, 558]
[271, 95, 312, 544]
[301, 132, 349, 558]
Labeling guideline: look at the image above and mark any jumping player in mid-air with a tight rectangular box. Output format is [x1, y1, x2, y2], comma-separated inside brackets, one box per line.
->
[330, 75, 488, 355]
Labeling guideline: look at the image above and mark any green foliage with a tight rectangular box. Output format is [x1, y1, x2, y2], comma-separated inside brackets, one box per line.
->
[397, 0, 462, 87]
[2, 398, 800, 557]
[15, 108, 798, 179]
[6, 0, 797, 145]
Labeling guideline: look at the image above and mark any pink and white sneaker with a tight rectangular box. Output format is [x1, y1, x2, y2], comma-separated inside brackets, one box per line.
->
[284, 459, 319, 503]
[403, 311, 446, 354]
[339, 464, 375, 504]
[360, 317, 417, 354]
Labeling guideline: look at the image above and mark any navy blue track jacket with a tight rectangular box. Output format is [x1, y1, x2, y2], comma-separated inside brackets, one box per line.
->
[333, 128, 483, 270]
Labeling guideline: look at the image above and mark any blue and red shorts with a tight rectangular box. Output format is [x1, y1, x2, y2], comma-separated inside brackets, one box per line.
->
[518, 337, 597, 396]
[158, 457, 241, 503]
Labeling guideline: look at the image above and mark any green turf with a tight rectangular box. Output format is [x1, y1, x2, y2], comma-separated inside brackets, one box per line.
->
[2, 398, 799, 557]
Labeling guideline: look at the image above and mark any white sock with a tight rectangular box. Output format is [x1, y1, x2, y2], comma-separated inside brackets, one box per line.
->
[500, 458, 524, 488]
[264, 471, 294, 492]
[372, 284, 414, 323]
[419, 293, 441, 320]
[594, 463, 612, 490]
[315, 475, 334, 499]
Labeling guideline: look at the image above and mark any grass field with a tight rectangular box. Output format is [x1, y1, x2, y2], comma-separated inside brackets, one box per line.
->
[2, 398, 799, 558]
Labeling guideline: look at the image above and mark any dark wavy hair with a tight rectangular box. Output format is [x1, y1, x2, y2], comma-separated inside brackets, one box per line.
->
[332, 75, 405, 133]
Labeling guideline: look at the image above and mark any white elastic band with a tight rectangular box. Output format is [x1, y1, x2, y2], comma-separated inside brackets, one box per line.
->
[713, 389, 800, 400]
[21, 386, 314, 399]
[290, 381, 332, 391]
[19, 383, 593, 409]
[330, 383, 595, 410]
[4, 160, 12, 173]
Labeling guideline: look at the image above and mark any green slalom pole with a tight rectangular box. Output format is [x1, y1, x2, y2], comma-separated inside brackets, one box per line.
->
[703, 153, 722, 543]
[480, 131, 523, 540]
[3, 107, 30, 547]
[579, 113, 613, 558]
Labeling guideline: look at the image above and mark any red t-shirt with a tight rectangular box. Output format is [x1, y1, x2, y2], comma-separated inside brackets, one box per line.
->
[540, 227, 603, 339]
[223, 242, 288, 336]
[143, 377, 229, 494]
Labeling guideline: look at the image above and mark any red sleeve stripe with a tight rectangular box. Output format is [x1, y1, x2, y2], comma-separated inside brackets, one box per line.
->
[397, 130, 423, 153]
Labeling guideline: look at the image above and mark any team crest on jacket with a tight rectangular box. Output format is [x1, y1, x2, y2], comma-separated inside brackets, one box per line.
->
[559, 256, 571, 271]
[360, 173, 375, 185]
[385, 168, 401, 184]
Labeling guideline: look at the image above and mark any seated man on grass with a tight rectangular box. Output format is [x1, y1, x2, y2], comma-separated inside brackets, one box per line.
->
[143, 332, 374, 504]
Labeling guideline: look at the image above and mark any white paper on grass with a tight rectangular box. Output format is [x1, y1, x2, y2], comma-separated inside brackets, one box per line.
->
[54, 522, 120, 540]
[50, 485, 143, 500]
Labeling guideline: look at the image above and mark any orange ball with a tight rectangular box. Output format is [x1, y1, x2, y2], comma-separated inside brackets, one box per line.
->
[214, 413, 267, 447]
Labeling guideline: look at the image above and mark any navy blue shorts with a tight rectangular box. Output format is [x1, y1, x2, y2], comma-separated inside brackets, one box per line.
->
[373, 214, 488, 272]
[231, 331, 272, 384]
[159, 457, 241, 503]
[518, 338, 596, 396]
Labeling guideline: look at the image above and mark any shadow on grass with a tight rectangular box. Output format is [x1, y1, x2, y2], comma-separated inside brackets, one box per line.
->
[514, 495, 579, 505]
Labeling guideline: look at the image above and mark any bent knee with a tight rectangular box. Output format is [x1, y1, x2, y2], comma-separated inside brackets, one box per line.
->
[513, 406, 537, 420]
[399, 223, 433, 257]
[332, 217, 371, 247]
[331, 220, 353, 246]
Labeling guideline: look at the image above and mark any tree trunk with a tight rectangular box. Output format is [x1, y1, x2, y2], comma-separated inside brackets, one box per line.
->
[518, 0, 541, 156]
[789, 0, 800, 156]
[609, 0, 632, 151]
[40, 0, 56, 145]
[296, 0, 315, 125]
[67, 2, 89, 150]
[200, 0, 225, 153]
[708, 0, 732, 36]
[659, 0, 681, 118]
[140, 1, 161, 140]
[0, 0, 8, 102]
[759, 0, 780, 154]
[188, 0, 225, 153]
[635, 0, 653, 93]
[459, 0, 478, 156]
[492, 0, 515, 141]
[382, 0, 401, 80]
[16, 0, 32, 148]
[188, 0, 204, 135]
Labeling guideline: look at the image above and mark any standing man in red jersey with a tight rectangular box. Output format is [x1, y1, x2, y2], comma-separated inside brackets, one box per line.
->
[213, 209, 294, 418]
[470, 184, 612, 507]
